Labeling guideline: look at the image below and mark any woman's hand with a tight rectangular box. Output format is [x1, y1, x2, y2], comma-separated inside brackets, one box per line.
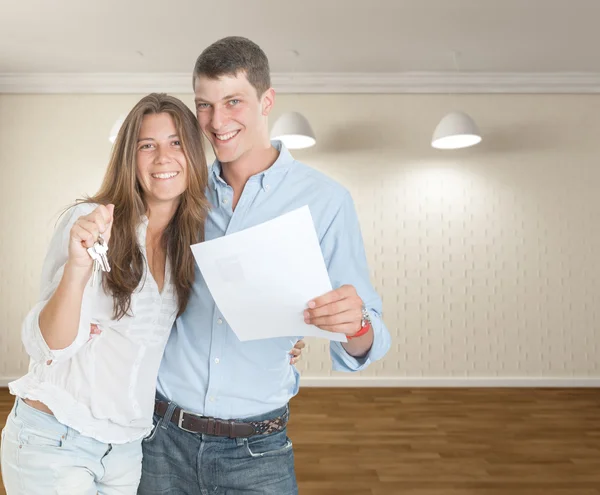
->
[289, 339, 306, 365]
[68, 204, 114, 270]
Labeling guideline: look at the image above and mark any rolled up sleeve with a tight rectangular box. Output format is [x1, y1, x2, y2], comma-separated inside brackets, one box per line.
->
[319, 192, 392, 372]
[22, 203, 96, 365]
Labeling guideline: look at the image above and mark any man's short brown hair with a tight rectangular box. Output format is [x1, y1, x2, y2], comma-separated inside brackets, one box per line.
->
[193, 36, 271, 98]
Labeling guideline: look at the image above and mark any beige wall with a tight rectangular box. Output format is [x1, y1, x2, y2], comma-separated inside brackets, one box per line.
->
[1, 93, 599, 386]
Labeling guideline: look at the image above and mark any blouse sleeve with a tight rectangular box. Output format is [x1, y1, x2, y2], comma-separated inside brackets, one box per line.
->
[21, 203, 98, 365]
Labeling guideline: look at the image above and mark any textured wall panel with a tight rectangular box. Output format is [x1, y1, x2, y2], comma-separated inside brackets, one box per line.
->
[1, 93, 599, 385]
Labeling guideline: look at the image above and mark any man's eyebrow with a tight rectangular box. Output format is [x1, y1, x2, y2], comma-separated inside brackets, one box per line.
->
[195, 94, 243, 104]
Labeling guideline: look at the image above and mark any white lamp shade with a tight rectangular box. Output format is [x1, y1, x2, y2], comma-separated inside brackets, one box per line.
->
[270, 112, 316, 149]
[109, 115, 126, 144]
[431, 111, 482, 150]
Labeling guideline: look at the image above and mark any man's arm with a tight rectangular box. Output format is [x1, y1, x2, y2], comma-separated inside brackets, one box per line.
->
[304, 191, 391, 371]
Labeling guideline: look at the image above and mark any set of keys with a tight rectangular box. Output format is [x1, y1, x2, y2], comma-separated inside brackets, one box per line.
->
[87, 234, 110, 286]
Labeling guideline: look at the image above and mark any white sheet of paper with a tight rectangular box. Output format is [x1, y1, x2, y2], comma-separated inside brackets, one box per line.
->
[190, 205, 347, 343]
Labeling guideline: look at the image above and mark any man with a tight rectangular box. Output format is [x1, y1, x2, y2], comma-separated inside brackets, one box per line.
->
[138, 36, 391, 494]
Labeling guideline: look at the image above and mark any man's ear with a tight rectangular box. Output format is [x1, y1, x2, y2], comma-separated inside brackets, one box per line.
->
[261, 88, 275, 116]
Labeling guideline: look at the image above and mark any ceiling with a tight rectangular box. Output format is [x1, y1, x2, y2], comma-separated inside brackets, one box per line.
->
[1, 0, 599, 75]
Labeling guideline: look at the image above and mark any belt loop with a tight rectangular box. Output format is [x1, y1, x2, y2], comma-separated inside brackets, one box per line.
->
[160, 400, 178, 430]
[205, 417, 214, 435]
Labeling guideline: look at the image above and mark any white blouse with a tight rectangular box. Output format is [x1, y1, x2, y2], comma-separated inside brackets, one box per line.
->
[9, 203, 178, 444]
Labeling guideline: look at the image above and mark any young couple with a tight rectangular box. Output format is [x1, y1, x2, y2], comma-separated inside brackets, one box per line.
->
[0, 36, 391, 494]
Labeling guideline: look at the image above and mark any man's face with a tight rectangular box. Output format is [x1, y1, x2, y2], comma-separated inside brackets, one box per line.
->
[194, 72, 273, 165]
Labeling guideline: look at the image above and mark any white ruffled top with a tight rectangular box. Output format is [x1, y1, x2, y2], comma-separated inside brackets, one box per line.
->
[9, 203, 178, 444]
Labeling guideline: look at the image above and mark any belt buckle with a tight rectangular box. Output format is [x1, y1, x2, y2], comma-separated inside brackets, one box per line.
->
[177, 409, 198, 434]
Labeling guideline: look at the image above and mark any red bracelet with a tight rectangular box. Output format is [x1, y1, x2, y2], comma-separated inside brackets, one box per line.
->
[347, 321, 371, 340]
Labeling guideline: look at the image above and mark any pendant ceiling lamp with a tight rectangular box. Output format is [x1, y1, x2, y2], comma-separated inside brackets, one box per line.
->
[431, 111, 482, 149]
[270, 49, 316, 149]
[431, 51, 482, 150]
[270, 111, 316, 149]
[109, 115, 125, 144]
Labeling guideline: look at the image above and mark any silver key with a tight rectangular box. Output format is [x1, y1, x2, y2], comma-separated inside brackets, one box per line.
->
[92, 259, 100, 286]
[86, 246, 102, 286]
[93, 235, 111, 273]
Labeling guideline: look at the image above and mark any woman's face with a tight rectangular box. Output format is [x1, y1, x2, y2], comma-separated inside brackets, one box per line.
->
[135, 112, 188, 209]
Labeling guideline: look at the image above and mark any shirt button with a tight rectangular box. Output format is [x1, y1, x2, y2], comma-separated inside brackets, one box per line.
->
[214, 358, 220, 364]
[217, 318, 223, 325]
[222, 198, 228, 205]
[264, 184, 270, 191]
[209, 396, 216, 402]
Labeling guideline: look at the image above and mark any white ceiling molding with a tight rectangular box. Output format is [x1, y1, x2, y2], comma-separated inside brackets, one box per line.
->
[2, 72, 600, 94]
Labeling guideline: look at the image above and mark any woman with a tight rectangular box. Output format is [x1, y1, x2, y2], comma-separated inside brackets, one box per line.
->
[0, 93, 304, 494]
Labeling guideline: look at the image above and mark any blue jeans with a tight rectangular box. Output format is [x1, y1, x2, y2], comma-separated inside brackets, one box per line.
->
[1, 398, 142, 495]
[137, 397, 297, 495]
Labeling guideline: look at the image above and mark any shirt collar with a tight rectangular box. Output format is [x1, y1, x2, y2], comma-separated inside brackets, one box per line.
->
[210, 140, 294, 192]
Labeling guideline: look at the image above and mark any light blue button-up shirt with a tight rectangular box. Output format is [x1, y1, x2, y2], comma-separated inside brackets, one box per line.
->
[156, 141, 391, 419]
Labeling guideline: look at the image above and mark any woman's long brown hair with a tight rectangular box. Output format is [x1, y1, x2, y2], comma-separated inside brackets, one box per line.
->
[78, 93, 210, 319]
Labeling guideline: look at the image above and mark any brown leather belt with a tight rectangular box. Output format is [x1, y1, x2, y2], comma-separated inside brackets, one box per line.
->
[154, 400, 288, 438]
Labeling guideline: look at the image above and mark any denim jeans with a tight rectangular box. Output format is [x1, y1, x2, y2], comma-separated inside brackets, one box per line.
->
[137, 397, 297, 495]
[1, 398, 143, 495]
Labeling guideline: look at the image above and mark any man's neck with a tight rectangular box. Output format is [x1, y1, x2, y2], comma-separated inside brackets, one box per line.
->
[221, 144, 280, 209]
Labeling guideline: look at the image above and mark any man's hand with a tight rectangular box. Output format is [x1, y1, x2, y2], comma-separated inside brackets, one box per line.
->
[303, 285, 363, 336]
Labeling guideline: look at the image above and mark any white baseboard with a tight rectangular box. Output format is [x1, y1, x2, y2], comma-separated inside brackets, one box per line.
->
[3, 376, 599, 389]
[300, 376, 600, 387]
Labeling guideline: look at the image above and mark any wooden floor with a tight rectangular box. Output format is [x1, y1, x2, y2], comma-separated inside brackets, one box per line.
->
[1, 387, 599, 494]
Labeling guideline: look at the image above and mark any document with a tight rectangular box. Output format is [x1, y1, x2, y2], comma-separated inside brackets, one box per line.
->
[190, 206, 347, 342]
